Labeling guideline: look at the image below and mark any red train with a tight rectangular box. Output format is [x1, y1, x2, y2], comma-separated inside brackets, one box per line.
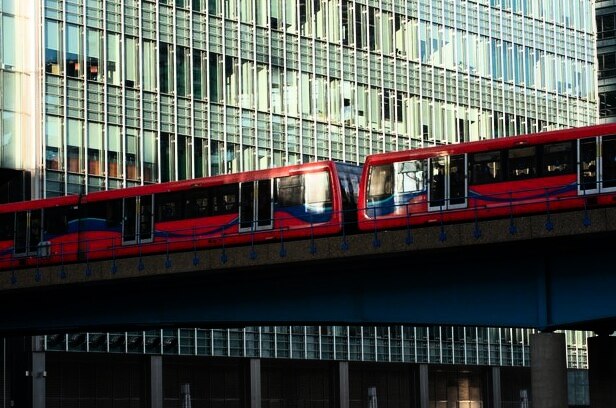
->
[2, 123, 616, 270]
[0, 161, 362, 270]
[358, 122, 616, 230]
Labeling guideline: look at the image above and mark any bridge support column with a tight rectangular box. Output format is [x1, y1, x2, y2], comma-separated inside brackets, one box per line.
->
[491, 367, 501, 408]
[250, 359, 261, 408]
[150, 355, 162, 408]
[588, 333, 616, 407]
[530, 332, 567, 408]
[31, 336, 45, 408]
[339, 362, 349, 408]
[419, 364, 429, 408]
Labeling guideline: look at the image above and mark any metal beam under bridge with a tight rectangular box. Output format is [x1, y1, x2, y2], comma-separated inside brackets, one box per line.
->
[2, 206, 616, 335]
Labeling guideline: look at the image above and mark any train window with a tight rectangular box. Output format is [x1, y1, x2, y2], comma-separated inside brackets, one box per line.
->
[185, 189, 211, 218]
[84, 202, 104, 221]
[29, 210, 42, 252]
[44, 206, 69, 235]
[470, 151, 501, 185]
[212, 184, 239, 215]
[276, 175, 303, 207]
[156, 192, 184, 221]
[602, 136, 616, 188]
[106, 200, 123, 227]
[542, 141, 574, 176]
[14, 211, 27, 254]
[394, 160, 426, 194]
[0, 213, 12, 240]
[449, 155, 466, 206]
[507, 147, 537, 180]
[305, 172, 331, 206]
[367, 164, 394, 202]
[83, 201, 116, 227]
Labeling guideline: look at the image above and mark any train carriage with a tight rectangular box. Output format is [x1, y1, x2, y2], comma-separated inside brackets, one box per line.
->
[0, 160, 361, 270]
[358, 123, 616, 231]
[3, 123, 615, 271]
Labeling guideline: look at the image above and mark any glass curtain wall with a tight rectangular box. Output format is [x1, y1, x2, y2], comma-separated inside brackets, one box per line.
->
[39, 0, 596, 196]
[0, 3, 35, 172]
[597, 1, 616, 123]
[43, 326, 593, 370]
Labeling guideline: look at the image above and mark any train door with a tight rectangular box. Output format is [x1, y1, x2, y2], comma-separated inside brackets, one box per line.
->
[578, 136, 616, 194]
[122, 195, 154, 245]
[601, 136, 616, 191]
[13, 210, 42, 256]
[239, 179, 273, 232]
[428, 154, 467, 211]
[579, 137, 598, 194]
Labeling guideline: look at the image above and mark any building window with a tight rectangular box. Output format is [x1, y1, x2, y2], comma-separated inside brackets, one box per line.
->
[106, 33, 120, 86]
[143, 130, 157, 182]
[177, 135, 189, 180]
[45, 20, 61, 75]
[66, 24, 82, 78]
[126, 129, 139, 180]
[160, 133, 175, 182]
[597, 13, 616, 40]
[159, 43, 174, 94]
[67, 119, 83, 173]
[86, 28, 103, 81]
[209, 53, 223, 103]
[193, 50, 207, 100]
[598, 52, 616, 79]
[46, 116, 63, 171]
[2, 15, 15, 69]
[600, 91, 616, 118]
[107, 125, 122, 178]
[87, 122, 103, 176]
[176, 46, 190, 97]
[143, 41, 157, 91]
[125, 37, 139, 88]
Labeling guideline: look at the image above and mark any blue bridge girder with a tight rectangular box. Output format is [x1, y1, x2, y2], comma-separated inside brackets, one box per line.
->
[2, 206, 616, 335]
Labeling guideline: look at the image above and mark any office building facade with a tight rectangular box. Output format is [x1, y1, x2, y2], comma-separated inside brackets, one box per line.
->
[0, 0, 599, 406]
[597, 0, 616, 123]
[38, 326, 591, 406]
[0, 0, 598, 196]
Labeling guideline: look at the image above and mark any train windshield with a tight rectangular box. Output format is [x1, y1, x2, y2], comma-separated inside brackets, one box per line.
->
[470, 151, 501, 185]
[276, 175, 303, 207]
[367, 164, 393, 203]
[276, 171, 331, 211]
[305, 172, 331, 210]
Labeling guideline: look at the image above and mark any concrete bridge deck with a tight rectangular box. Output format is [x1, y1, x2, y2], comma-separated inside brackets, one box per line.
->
[1, 206, 615, 334]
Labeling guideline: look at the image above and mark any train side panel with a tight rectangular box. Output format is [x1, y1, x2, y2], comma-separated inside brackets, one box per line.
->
[0, 160, 359, 271]
[358, 124, 616, 231]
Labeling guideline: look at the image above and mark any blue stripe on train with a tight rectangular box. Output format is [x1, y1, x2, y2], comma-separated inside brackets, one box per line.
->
[46, 205, 334, 241]
[277, 204, 333, 223]
[155, 217, 239, 239]
[0, 246, 13, 256]
[366, 183, 577, 217]
[65, 218, 122, 234]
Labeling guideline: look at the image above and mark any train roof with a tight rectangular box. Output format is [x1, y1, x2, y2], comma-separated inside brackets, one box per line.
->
[0, 194, 79, 214]
[81, 160, 349, 202]
[363, 123, 616, 166]
[0, 160, 357, 212]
